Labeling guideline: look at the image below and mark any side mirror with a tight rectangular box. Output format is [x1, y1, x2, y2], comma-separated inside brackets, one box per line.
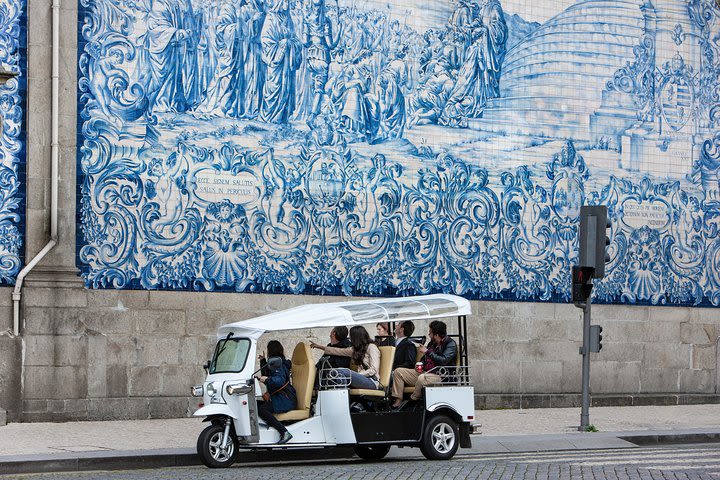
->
[203, 360, 211, 372]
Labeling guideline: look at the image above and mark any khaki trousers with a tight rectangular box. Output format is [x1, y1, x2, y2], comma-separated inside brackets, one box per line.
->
[391, 368, 442, 400]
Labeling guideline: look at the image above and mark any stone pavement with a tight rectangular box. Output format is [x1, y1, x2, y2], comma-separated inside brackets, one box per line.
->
[14, 445, 720, 480]
[0, 404, 719, 475]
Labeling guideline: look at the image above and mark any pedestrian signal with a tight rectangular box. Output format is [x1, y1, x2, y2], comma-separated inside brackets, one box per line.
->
[572, 265, 594, 305]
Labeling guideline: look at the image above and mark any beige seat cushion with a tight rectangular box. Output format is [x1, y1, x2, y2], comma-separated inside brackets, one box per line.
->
[274, 342, 316, 421]
[349, 345, 395, 398]
[274, 409, 309, 421]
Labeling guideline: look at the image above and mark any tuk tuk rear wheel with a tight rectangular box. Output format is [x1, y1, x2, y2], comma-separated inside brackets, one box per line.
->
[419, 414, 459, 460]
[353, 444, 391, 460]
[197, 423, 238, 468]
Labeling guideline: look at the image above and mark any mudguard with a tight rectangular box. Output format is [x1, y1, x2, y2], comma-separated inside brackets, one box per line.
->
[193, 404, 238, 419]
[426, 402, 457, 413]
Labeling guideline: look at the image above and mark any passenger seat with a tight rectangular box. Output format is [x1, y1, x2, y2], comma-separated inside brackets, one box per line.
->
[349, 345, 395, 398]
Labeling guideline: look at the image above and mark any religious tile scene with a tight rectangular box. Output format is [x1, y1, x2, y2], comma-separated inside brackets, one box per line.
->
[68, 0, 720, 305]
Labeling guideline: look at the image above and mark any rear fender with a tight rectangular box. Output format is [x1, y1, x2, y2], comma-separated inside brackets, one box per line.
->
[426, 402, 461, 418]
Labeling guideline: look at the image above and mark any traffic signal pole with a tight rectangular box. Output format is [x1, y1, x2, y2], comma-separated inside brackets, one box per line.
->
[580, 300, 591, 430]
[575, 205, 610, 431]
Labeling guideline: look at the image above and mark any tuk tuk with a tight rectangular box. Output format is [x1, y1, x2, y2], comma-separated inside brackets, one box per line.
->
[191, 294, 475, 467]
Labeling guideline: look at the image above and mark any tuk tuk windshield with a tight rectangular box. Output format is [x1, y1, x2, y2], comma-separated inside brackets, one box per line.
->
[209, 337, 251, 374]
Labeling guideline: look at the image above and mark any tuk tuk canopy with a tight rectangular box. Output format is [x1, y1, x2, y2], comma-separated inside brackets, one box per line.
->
[217, 294, 471, 340]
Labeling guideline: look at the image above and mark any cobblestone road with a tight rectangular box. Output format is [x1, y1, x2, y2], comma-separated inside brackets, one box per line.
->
[8, 444, 720, 479]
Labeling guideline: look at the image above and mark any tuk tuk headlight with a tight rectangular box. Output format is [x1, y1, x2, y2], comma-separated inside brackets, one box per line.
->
[191, 385, 204, 397]
[226, 383, 252, 396]
[206, 382, 225, 404]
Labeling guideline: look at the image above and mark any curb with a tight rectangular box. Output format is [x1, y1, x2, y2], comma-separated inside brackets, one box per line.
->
[619, 432, 720, 445]
[0, 447, 357, 476]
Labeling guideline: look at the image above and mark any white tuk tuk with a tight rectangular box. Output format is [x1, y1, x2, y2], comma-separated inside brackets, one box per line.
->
[191, 294, 475, 467]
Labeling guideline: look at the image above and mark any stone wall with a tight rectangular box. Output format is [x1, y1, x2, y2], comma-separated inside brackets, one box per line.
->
[7, 286, 720, 422]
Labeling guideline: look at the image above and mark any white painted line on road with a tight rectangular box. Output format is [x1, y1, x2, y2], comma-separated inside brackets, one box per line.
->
[458, 449, 720, 464]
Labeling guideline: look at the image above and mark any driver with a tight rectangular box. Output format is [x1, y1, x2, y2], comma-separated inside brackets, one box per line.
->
[257, 340, 296, 444]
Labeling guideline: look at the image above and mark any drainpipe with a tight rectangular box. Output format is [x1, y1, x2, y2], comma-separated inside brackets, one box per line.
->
[12, 0, 60, 336]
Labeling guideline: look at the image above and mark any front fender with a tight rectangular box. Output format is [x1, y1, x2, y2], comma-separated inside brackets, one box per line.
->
[193, 403, 238, 419]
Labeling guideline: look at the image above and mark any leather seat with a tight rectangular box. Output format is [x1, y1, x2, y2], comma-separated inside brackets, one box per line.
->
[275, 342, 316, 422]
[350, 345, 395, 397]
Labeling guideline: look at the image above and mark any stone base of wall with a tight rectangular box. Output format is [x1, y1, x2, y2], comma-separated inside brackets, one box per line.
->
[21, 397, 196, 422]
[16, 393, 720, 422]
[475, 393, 720, 410]
[6, 275, 720, 423]
[0, 333, 20, 422]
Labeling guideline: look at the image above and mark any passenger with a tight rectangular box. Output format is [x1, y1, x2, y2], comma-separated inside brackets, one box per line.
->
[390, 320, 457, 409]
[316, 326, 352, 370]
[315, 326, 351, 388]
[375, 322, 396, 346]
[392, 320, 417, 370]
[311, 326, 382, 390]
[256, 340, 297, 444]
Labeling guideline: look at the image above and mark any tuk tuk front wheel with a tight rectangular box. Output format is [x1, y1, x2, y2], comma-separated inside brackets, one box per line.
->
[353, 444, 391, 460]
[197, 423, 238, 468]
[419, 414, 459, 460]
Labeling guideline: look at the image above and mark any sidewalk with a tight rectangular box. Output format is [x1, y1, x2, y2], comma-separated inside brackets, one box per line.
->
[1, 404, 719, 475]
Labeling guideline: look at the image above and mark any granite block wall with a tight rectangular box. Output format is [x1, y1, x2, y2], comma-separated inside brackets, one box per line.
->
[13, 290, 720, 421]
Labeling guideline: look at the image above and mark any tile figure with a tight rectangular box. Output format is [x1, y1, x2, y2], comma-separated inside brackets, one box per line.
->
[76, 0, 720, 305]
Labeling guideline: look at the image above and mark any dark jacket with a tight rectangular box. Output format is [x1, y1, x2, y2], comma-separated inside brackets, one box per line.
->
[261, 357, 297, 413]
[423, 336, 457, 371]
[392, 337, 417, 369]
[316, 337, 352, 370]
[376, 336, 396, 347]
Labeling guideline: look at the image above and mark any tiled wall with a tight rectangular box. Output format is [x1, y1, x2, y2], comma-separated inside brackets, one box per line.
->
[0, 0, 27, 286]
[75, 0, 720, 306]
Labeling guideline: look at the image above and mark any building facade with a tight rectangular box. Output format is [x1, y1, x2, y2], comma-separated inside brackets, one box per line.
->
[0, 0, 719, 421]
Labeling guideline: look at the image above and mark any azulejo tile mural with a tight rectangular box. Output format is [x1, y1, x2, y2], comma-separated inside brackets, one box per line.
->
[77, 0, 720, 305]
[0, 0, 26, 286]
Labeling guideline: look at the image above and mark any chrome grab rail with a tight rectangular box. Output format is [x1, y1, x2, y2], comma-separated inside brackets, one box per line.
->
[318, 367, 352, 389]
[421, 365, 471, 386]
[317, 357, 351, 390]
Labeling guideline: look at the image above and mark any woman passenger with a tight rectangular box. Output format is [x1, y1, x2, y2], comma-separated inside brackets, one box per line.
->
[375, 322, 395, 346]
[311, 326, 382, 390]
[257, 340, 296, 444]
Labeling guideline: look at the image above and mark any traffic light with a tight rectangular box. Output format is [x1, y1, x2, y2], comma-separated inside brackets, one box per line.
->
[589, 325, 603, 352]
[579, 205, 611, 279]
[572, 265, 594, 304]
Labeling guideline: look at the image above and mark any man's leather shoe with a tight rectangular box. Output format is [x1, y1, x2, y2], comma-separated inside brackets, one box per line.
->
[392, 400, 408, 411]
[278, 431, 293, 444]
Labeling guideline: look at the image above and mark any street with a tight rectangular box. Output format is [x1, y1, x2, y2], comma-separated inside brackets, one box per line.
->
[8, 444, 720, 480]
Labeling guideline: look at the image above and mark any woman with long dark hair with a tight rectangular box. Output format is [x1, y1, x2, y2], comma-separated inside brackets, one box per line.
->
[256, 340, 296, 443]
[310, 325, 381, 390]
